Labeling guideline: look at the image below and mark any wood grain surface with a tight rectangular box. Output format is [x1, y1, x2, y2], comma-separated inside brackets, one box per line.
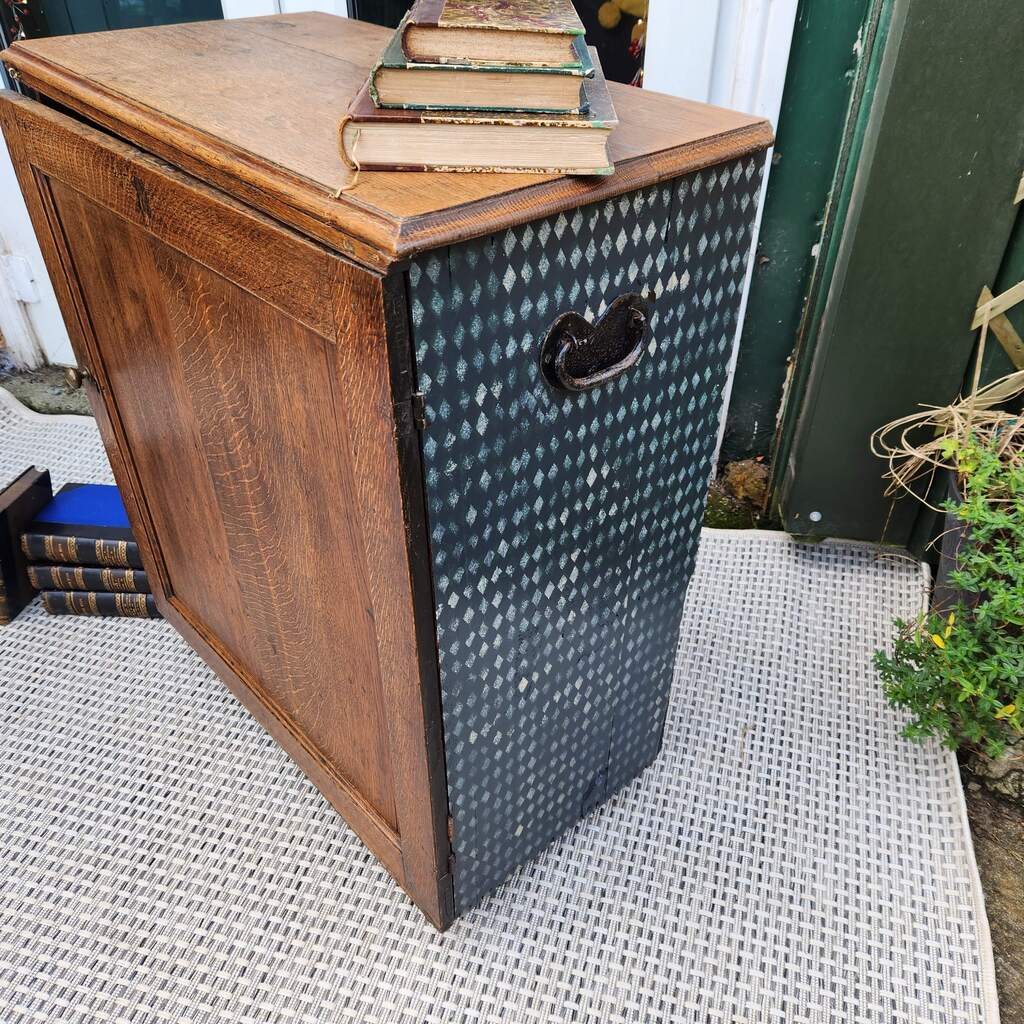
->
[0, 92, 454, 927]
[1, 14, 773, 267]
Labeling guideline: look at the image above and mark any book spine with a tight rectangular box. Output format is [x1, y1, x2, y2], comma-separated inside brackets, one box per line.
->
[21, 533, 143, 569]
[41, 590, 160, 619]
[27, 564, 151, 593]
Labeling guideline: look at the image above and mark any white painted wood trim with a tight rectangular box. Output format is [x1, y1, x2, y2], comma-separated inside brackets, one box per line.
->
[0, 84, 74, 367]
[221, 0, 348, 17]
[646, 0, 799, 468]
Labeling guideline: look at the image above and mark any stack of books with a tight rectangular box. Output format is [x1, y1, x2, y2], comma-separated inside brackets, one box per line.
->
[341, 0, 617, 176]
[21, 481, 159, 619]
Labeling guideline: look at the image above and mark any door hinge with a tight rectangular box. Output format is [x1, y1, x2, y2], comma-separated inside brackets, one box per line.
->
[412, 391, 427, 431]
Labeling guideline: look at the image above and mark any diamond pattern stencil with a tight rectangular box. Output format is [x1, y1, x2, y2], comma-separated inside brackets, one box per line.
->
[408, 156, 765, 913]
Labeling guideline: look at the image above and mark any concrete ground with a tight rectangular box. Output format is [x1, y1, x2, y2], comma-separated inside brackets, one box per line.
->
[0, 363, 91, 416]
[1, 366, 1021, 1020]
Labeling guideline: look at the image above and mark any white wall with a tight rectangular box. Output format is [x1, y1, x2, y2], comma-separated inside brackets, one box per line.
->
[0, 82, 74, 366]
[646, 0, 798, 465]
[221, 0, 347, 17]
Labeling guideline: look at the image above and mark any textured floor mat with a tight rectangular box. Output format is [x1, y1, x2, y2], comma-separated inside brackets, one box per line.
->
[0, 388, 998, 1023]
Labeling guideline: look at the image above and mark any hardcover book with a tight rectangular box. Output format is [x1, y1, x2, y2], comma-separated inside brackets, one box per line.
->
[0, 467, 53, 625]
[41, 590, 160, 619]
[372, 25, 593, 114]
[28, 564, 151, 594]
[402, 0, 586, 68]
[343, 50, 616, 175]
[21, 482, 144, 570]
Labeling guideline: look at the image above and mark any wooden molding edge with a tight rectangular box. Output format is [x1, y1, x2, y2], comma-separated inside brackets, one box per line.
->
[2, 45, 772, 269]
[391, 120, 774, 259]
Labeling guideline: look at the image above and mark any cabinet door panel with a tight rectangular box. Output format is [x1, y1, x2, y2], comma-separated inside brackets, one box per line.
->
[51, 179, 399, 827]
[0, 92, 454, 928]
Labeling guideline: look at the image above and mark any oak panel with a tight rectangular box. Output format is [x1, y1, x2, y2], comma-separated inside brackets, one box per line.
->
[52, 177, 401, 830]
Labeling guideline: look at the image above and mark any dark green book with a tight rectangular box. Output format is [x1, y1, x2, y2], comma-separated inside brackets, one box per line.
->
[41, 590, 160, 619]
[27, 564, 151, 594]
[370, 24, 594, 114]
[21, 482, 143, 570]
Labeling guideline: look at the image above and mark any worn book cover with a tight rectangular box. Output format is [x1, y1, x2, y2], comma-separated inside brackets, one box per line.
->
[21, 482, 144, 570]
[402, 0, 586, 67]
[343, 50, 617, 175]
[28, 564, 151, 594]
[0, 467, 53, 625]
[41, 590, 160, 619]
[371, 26, 593, 114]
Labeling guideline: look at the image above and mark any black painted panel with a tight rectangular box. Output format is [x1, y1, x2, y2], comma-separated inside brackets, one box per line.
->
[409, 157, 764, 912]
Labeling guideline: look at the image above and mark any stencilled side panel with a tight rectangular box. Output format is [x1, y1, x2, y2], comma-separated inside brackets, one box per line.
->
[409, 156, 765, 913]
[606, 158, 765, 793]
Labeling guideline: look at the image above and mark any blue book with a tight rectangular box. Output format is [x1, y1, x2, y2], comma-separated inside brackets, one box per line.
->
[21, 482, 143, 570]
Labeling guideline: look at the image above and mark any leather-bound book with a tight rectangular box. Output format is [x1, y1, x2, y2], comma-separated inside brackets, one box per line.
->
[41, 590, 161, 618]
[27, 564, 151, 594]
[343, 50, 616, 174]
[21, 482, 143, 569]
[0, 467, 53, 625]
[401, 0, 586, 68]
[373, 23, 593, 113]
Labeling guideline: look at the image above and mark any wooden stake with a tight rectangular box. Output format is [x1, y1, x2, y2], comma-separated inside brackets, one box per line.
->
[972, 279, 1024, 328]
[978, 286, 1024, 370]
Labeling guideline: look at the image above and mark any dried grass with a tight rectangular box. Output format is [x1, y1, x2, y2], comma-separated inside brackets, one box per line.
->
[870, 318, 1024, 513]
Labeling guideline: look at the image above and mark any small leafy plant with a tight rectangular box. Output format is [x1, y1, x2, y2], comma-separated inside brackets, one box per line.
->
[874, 441, 1024, 757]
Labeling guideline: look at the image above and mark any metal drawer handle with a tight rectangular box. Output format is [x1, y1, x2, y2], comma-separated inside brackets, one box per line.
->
[540, 293, 650, 393]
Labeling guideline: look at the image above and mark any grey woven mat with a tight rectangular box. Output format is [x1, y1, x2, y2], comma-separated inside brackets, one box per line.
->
[0, 389, 997, 1023]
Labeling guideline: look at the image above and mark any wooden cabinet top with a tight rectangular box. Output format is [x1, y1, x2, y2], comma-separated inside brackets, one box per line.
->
[2, 14, 772, 269]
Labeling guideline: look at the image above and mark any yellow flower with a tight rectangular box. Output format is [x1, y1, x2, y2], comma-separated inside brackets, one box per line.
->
[931, 634, 946, 650]
[995, 704, 1017, 720]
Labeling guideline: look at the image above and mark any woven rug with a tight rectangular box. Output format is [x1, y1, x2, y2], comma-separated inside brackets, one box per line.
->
[0, 387, 998, 1023]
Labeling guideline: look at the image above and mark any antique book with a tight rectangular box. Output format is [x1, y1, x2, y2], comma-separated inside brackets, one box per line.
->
[343, 51, 616, 174]
[41, 590, 160, 618]
[401, 0, 586, 67]
[28, 564, 151, 594]
[0, 467, 53, 625]
[21, 482, 143, 569]
[372, 26, 593, 113]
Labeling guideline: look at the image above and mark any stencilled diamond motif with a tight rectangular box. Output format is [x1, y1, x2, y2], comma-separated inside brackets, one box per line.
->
[408, 157, 765, 914]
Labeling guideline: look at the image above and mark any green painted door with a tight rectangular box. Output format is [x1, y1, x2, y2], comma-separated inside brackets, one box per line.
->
[769, 0, 1024, 545]
[5, 0, 221, 40]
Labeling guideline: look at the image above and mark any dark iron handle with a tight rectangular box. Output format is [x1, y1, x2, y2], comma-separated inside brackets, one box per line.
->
[540, 293, 650, 393]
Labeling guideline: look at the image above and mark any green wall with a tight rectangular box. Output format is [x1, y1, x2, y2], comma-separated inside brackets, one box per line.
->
[721, 0, 874, 465]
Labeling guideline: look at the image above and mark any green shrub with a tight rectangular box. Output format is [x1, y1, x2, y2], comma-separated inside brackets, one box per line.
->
[874, 442, 1024, 757]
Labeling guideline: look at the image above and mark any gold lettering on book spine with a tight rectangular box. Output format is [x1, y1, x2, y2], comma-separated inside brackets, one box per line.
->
[115, 593, 147, 618]
[97, 540, 130, 567]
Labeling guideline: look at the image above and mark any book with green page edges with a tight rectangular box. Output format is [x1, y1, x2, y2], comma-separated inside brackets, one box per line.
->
[401, 0, 586, 68]
[371, 27, 594, 114]
[344, 49, 616, 175]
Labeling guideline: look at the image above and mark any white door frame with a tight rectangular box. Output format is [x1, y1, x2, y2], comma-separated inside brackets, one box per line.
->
[646, 0, 799, 466]
[0, 80, 74, 367]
